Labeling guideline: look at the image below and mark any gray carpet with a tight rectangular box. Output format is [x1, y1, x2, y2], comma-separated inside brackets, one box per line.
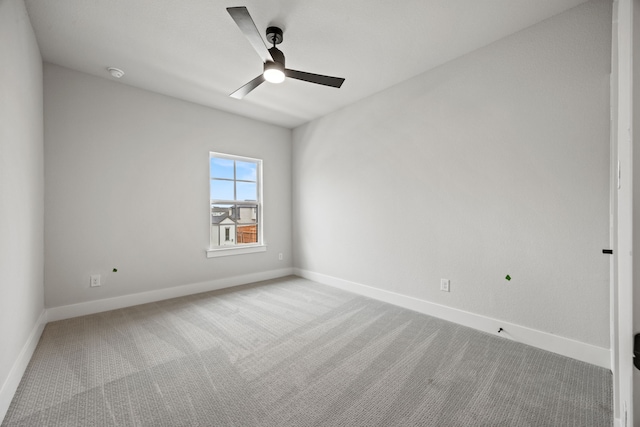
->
[3, 276, 612, 426]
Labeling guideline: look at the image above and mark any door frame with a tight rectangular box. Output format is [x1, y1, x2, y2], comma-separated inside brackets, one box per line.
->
[612, 0, 634, 425]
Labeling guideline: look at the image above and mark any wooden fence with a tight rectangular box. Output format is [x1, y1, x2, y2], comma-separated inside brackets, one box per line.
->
[237, 225, 257, 243]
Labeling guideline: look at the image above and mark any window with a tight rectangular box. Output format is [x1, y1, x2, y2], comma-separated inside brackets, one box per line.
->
[208, 152, 265, 257]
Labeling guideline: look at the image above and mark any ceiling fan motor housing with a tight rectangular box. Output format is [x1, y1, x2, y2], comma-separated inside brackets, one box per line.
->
[268, 47, 285, 67]
[264, 27, 285, 83]
[264, 47, 285, 83]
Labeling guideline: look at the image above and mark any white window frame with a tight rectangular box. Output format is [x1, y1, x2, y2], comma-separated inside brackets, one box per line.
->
[207, 152, 266, 258]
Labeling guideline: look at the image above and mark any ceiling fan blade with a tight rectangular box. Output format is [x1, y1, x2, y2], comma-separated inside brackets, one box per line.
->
[284, 69, 345, 88]
[226, 7, 274, 63]
[230, 75, 265, 99]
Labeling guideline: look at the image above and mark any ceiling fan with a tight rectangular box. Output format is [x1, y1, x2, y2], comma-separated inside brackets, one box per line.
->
[226, 7, 345, 99]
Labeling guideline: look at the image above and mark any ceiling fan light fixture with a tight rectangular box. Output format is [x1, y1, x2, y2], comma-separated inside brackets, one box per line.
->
[263, 61, 285, 84]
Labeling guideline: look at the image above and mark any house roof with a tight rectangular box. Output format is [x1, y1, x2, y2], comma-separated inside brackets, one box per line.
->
[211, 212, 231, 225]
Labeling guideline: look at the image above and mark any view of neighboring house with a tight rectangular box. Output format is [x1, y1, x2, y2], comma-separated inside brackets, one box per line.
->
[210, 205, 258, 247]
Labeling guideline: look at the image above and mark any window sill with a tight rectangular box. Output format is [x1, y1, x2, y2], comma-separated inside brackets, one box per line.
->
[206, 245, 267, 258]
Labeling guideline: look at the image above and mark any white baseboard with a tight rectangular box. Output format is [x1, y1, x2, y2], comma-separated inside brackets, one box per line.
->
[294, 268, 611, 370]
[47, 268, 294, 322]
[0, 309, 47, 424]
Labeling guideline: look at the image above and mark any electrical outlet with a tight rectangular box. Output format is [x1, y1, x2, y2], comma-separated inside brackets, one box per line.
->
[278, 253, 283, 261]
[440, 279, 450, 292]
[90, 274, 101, 287]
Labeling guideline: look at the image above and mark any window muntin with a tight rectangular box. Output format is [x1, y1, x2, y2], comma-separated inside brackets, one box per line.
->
[210, 153, 262, 250]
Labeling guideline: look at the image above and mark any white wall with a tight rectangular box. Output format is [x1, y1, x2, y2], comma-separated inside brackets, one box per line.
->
[0, 0, 44, 419]
[293, 0, 612, 348]
[44, 64, 292, 308]
[632, 0, 640, 417]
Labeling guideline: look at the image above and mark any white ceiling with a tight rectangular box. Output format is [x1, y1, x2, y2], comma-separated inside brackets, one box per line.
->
[25, 0, 590, 129]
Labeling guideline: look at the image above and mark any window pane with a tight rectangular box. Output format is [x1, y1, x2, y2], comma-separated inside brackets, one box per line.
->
[211, 179, 234, 200]
[210, 157, 234, 179]
[236, 161, 257, 182]
[236, 181, 257, 201]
